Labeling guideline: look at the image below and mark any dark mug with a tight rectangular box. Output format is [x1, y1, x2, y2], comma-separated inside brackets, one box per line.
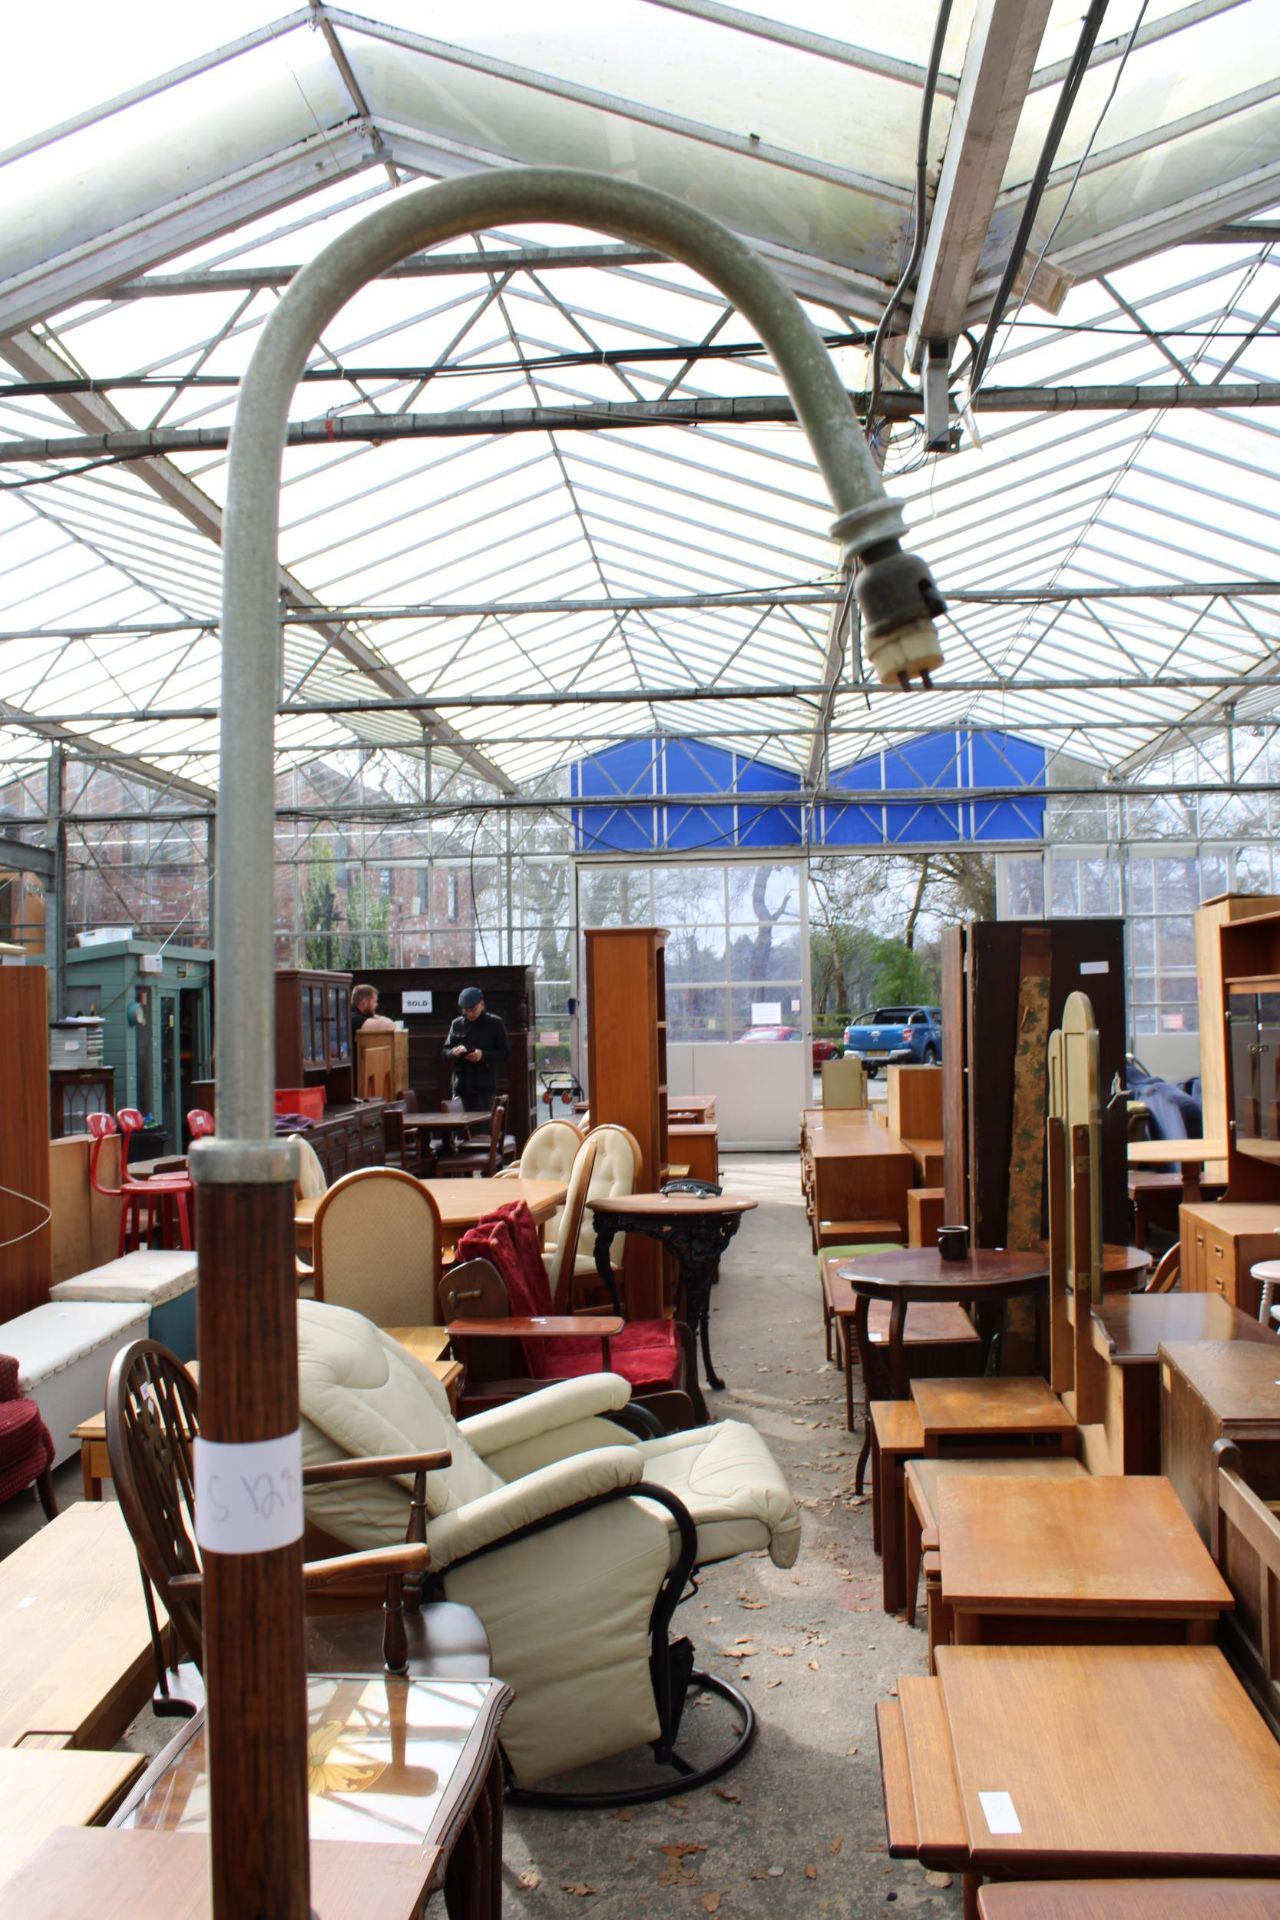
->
[937, 1225, 969, 1263]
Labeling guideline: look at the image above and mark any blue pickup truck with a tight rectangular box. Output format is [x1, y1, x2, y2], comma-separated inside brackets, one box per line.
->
[842, 1005, 943, 1076]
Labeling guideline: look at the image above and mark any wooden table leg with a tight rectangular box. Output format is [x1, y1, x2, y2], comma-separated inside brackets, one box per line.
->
[880, 1445, 903, 1615]
[888, 1294, 909, 1399]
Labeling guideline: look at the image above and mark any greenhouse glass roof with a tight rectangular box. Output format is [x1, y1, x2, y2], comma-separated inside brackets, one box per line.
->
[0, 0, 1278, 804]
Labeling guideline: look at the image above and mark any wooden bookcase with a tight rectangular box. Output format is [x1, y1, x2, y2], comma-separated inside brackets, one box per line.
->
[1195, 892, 1280, 1181]
[1215, 908, 1280, 1207]
[0, 965, 53, 1316]
[584, 927, 668, 1318]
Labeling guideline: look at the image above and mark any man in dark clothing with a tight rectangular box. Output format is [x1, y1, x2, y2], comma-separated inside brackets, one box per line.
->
[443, 986, 508, 1108]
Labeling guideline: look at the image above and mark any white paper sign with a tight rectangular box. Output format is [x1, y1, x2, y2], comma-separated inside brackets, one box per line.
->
[194, 1430, 304, 1554]
[751, 1001, 782, 1026]
[401, 989, 433, 1014]
[1080, 961, 1109, 975]
[541, 1031, 561, 1046]
[978, 1791, 1022, 1835]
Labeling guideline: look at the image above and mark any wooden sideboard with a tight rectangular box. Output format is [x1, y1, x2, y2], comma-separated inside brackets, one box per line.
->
[1161, 1340, 1280, 1544]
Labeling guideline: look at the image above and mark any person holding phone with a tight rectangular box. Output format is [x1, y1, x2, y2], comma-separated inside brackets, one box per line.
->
[442, 985, 508, 1109]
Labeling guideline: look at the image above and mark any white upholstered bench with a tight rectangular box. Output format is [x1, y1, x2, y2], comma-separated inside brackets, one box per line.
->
[2, 1302, 150, 1465]
[51, 1250, 197, 1360]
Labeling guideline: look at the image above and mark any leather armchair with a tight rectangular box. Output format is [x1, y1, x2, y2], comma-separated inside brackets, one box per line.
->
[297, 1299, 800, 1804]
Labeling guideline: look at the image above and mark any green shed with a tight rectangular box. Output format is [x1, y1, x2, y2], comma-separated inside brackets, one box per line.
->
[63, 938, 213, 1155]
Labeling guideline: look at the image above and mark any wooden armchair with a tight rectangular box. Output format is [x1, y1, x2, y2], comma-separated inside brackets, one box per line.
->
[105, 1339, 488, 1716]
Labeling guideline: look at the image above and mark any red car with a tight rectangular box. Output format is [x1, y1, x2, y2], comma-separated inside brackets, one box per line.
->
[736, 1027, 843, 1068]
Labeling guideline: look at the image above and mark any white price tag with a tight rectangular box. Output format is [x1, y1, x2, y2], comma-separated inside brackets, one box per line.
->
[194, 1430, 304, 1554]
[978, 1791, 1022, 1835]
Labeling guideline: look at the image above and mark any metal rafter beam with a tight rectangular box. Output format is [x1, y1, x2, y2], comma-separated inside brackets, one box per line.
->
[10, 380, 1280, 466]
[0, 326, 515, 794]
[905, 0, 1053, 370]
[104, 244, 667, 298]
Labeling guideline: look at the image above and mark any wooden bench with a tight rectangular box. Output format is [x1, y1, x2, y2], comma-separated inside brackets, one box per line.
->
[0, 1502, 163, 1751]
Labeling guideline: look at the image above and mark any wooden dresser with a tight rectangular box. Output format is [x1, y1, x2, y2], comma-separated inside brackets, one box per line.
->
[1179, 1200, 1280, 1316]
[1161, 1340, 1280, 1543]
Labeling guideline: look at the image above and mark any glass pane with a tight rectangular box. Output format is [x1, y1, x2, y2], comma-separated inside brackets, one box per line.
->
[730, 987, 803, 1043]
[729, 925, 803, 982]
[727, 864, 800, 923]
[1156, 916, 1195, 969]
[666, 984, 728, 1043]
[578, 868, 652, 927]
[664, 925, 728, 983]
[1128, 919, 1155, 970]
[651, 866, 725, 925]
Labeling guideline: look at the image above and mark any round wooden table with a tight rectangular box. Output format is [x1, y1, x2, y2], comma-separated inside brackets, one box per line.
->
[835, 1247, 1051, 1401]
[589, 1191, 756, 1391]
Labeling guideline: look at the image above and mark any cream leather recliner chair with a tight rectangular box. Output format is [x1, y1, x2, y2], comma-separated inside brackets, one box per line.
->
[297, 1298, 800, 1803]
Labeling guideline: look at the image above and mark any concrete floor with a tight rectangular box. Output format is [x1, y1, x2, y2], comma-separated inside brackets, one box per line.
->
[1, 1147, 961, 1916]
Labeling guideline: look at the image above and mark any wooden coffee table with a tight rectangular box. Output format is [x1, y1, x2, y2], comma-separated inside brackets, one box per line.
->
[879, 1643, 1280, 1888]
[933, 1472, 1233, 1648]
[979, 1880, 1280, 1918]
[835, 1248, 1051, 1398]
[0, 1748, 145, 1894]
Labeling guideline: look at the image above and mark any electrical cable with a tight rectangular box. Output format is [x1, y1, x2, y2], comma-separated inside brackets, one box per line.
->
[991, 1, 1150, 372]
[966, 0, 1112, 397]
[0, 1182, 53, 1251]
[865, 0, 955, 433]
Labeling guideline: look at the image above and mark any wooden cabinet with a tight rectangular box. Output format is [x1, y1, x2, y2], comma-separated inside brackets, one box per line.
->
[585, 927, 668, 1317]
[360, 966, 537, 1150]
[1179, 1201, 1280, 1316]
[275, 969, 354, 1106]
[356, 1028, 408, 1100]
[942, 918, 1128, 1246]
[49, 1066, 114, 1136]
[301, 1102, 387, 1184]
[0, 966, 53, 1317]
[1161, 1339, 1280, 1544]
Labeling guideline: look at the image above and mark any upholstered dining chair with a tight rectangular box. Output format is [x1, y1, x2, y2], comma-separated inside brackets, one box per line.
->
[297, 1298, 800, 1804]
[495, 1117, 583, 1242]
[310, 1167, 443, 1327]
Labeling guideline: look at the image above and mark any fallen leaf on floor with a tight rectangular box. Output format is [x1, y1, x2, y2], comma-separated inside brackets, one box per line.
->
[560, 1884, 596, 1898]
[659, 1844, 706, 1860]
[772, 1646, 795, 1657]
[765, 1678, 783, 1689]
[739, 1598, 767, 1609]
[712, 1788, 740, 1803]
[668, 1798, 687, 1809]
[515, 1869, 542, 1889]
[925, 1871, 954, 1889]
[733, 1635, 753, 1644]
[766, 1865, 785, 1877]
[700, 1897, 722, 1915]
[807, 1659, 821, 1671]
[843, 1746, 859, 1756]
[829, 1837, 844, 1856]
[615, 1810, 634, 1823]
[804, 1866, 818, 1879]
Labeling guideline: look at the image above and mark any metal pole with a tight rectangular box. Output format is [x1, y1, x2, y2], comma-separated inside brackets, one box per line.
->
[195, 166, 938, 1920]
[45, 746, 66, 1020]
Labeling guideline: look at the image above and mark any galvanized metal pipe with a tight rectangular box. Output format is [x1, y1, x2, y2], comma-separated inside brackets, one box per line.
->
[211, 165, 927, 1144]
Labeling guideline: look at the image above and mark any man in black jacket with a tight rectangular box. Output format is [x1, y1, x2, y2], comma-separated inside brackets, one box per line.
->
[443, 986, 508, 1109]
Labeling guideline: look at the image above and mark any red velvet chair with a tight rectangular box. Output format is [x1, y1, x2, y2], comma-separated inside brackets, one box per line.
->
[445, 1200, 705, 1427]
[0, 1354, 56, 1523]
[87, 1111, 194, 1255]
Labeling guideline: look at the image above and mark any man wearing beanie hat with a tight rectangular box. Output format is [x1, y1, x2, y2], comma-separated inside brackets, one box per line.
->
[443, 985, 508, 1109]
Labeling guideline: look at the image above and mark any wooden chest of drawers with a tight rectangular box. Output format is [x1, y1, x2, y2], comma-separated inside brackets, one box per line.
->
[1179, 1201, 1280, 1316]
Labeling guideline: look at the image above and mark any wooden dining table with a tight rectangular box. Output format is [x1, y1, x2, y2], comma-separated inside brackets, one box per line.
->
[295, 1176, 566, 1254]
[1127, 1136, 1229, 1204]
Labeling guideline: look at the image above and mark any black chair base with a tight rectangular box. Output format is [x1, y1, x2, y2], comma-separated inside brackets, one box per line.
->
[506, 1670, 755, 1810]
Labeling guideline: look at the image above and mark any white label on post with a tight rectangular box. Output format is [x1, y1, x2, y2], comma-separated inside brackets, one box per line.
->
[1080, 961, 1109, 975]
[401, 989, 433, 1014]
[978, 1791, 1022, 1835]
[194, 1431, 304, 1554]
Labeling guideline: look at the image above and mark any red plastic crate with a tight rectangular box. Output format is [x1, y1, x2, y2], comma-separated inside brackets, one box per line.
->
[275, 1086, 325, 1123]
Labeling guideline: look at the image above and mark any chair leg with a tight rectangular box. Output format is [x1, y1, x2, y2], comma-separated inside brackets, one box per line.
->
[175, 1189, 193, 1250]
[35, 1464, 58, 1521]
